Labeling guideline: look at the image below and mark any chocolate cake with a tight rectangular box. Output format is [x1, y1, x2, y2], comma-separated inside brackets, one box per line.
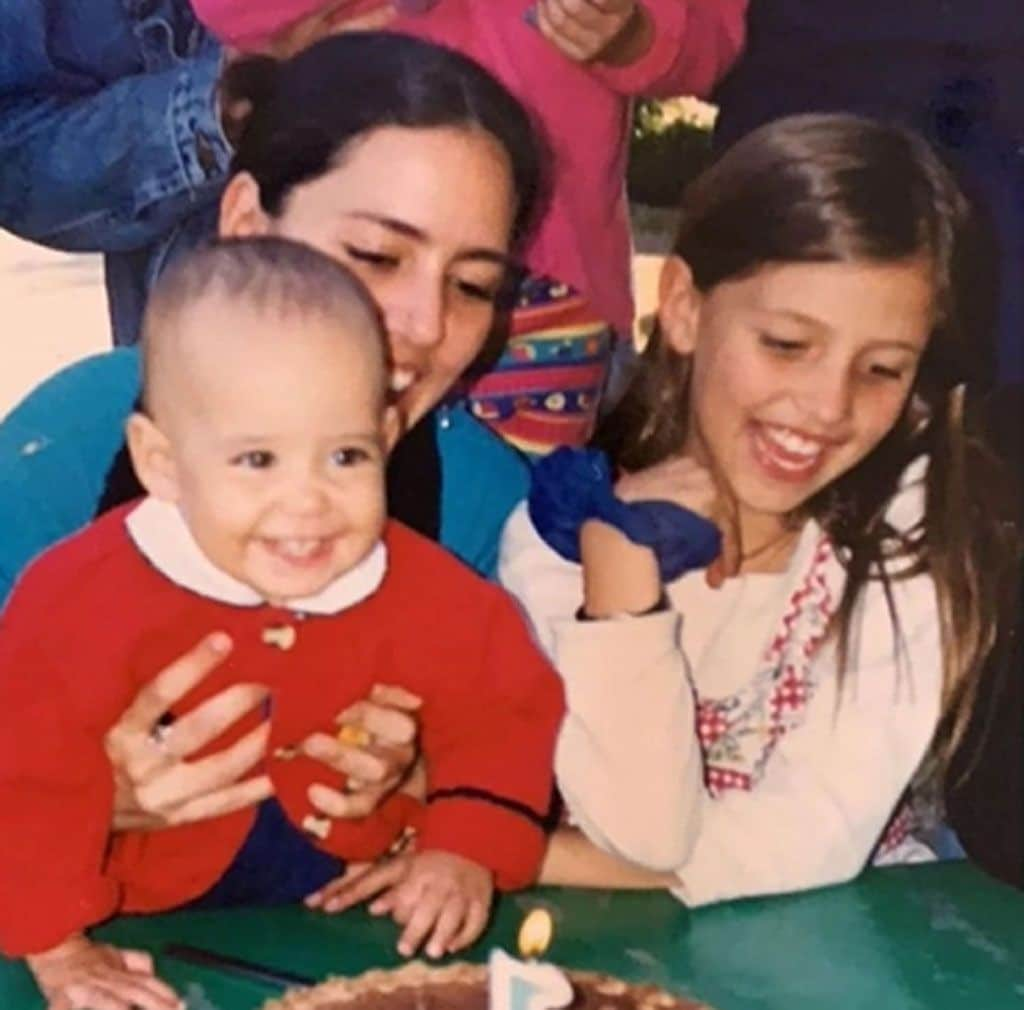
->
[263, 961, 711, 1010]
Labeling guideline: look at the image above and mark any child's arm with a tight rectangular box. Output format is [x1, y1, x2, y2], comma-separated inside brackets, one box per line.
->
[499, 502, 702, 871]
[26, 933, 180, 1010]
[535, 0, 749, 99]
[534, 548, 944, 904]
[540, 827, 674, 889]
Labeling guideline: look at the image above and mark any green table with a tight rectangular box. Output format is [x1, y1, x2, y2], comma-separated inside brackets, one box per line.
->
[3, 863, 1022, 1010]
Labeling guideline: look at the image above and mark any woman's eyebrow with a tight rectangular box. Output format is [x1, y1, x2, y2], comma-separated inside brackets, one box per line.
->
[346, 211, 423, 239]
[344, 212, 515, 267]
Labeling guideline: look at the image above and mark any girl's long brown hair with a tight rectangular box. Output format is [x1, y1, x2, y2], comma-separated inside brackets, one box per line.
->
[596, 114, 1020, 769]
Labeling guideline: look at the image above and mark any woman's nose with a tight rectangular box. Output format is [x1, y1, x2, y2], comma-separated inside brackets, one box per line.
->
[387, 274, 445, 352]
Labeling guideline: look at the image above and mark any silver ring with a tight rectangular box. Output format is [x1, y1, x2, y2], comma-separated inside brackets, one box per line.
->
[148, 721, 173, 750]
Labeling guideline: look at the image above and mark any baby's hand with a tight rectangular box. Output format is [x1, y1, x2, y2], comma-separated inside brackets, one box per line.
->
[27, 934, 181, 1010]
[533, 0, 639, 64]
[313, 849, 493, 958]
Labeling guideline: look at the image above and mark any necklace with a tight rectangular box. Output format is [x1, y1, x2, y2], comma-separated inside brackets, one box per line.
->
[739, 524, 802, 571]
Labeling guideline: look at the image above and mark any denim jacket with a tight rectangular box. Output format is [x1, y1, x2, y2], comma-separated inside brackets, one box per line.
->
[0, 0, 231, 344]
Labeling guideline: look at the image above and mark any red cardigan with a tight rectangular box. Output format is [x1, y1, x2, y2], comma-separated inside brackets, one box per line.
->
[0, 507, 564, 955]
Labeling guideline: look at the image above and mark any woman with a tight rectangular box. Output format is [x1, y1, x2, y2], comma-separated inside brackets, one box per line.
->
[0, 32, 541, 834]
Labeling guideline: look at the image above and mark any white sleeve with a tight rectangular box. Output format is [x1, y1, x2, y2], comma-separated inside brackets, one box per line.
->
[499, 503, 702, 870]
[672, 571, 944, 906]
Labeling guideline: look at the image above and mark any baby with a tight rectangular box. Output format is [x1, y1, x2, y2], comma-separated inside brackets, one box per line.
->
[0, 237, 563, 1010]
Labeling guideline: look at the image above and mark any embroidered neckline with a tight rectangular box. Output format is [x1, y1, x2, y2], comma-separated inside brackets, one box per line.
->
[696, 533, 841, 794]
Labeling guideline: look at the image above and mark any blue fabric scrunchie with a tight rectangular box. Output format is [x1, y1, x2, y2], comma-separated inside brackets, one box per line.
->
[528, 447, 722, 583]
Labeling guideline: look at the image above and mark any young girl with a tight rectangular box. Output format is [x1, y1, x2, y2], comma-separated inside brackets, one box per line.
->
[498, 113, 1020, 903]
[190, 0, 748, 454]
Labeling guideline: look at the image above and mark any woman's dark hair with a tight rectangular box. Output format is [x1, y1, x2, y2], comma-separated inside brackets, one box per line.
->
[597, 113, 1020, 768]
[221, 32, 543, 245]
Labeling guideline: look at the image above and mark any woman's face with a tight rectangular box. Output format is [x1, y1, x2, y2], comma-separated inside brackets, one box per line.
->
[659, 256, 935, 545]
[221, 124, 517, 429]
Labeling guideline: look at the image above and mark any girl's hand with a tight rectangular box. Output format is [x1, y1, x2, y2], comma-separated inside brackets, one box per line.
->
[105, 633, 274, 832]
[298, 684, 422, 820]
[309, 850, 493, 958]
[27, 935, 181, 1010]
[534, 0, 648, 65]
[615, 457, 742, 588]
[615, 456, 718, 514]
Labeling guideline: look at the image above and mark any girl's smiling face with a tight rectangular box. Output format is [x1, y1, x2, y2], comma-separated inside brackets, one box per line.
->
[660, 256, 935, 544]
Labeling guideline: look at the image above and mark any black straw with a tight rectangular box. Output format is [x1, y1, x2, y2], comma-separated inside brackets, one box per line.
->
[163, 943, 316, 989]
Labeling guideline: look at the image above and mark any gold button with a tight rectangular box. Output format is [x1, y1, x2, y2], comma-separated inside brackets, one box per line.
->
[262, 624, 297, 650]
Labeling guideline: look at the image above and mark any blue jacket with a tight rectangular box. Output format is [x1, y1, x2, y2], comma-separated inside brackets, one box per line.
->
[0, 351, 529, 604]
[0, 0, 230, 343]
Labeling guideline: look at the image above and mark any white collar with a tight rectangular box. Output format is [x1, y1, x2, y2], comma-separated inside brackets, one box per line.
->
[125, 496, 387, 615]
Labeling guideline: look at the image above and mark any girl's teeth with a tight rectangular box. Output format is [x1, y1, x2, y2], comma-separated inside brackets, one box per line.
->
[763, 425, 822, 458]
[768, 452, 817, 472]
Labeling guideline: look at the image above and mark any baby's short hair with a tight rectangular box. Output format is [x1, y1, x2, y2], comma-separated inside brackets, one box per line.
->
[140, 236, 383, 411]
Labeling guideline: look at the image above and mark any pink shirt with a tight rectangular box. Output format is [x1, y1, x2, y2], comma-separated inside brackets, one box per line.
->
[194, 0, 748, 337]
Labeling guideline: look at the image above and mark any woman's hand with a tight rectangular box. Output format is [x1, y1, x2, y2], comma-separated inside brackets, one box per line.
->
[105, 633, 273, 832]
[27, 934, 181, 1010]
[106, 634, 423, 831]
[298, 684, 422, 820]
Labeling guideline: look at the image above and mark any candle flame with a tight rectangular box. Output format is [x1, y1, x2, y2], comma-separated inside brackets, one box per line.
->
[517, 908, 553, 959]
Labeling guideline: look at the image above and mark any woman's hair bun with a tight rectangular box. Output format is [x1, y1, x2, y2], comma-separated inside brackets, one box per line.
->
[219, 54, 281, 150]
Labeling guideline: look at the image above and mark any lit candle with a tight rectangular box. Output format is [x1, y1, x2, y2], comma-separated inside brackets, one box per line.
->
[488, 910, 572, 1010]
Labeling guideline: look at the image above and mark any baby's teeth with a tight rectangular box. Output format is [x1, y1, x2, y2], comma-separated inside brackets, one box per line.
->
[389, 369, 415, 393]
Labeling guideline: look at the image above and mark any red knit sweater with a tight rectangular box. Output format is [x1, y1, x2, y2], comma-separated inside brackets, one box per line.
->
[0, 506, 563, 955]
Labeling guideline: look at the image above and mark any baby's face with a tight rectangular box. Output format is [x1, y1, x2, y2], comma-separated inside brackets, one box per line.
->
[148, 299, 395, 604]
